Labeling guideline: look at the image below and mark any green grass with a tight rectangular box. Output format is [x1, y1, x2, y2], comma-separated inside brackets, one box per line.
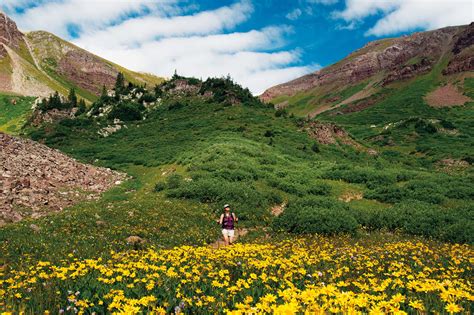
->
[0, 94, 35, 134]
[0, 165, 219, 265]
[1, 75, 473, 271]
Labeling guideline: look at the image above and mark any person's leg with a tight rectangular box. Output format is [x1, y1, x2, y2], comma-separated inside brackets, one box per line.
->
[222, 229, 229, 246]
[228, 229, 235, 245]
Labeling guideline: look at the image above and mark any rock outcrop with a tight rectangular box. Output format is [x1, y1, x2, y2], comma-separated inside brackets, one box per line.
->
[0, 12, 24, 58]
[0, 133, 126, 225]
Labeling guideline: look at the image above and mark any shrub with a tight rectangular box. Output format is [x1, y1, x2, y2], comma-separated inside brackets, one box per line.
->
[446, 185, 474, 200]
[108, 102, 144, 121]
[273, 197, 358, 235]
[275, 108, 288, 117]
[365, 186, 407, 203]
[154, 182, 166, 192]
[322, 167, 396, 189]
[307, 183, 331, 196]
[415, 119, 437, 134]
[311, 143, 320, 153]
[167, 174, 183, 189]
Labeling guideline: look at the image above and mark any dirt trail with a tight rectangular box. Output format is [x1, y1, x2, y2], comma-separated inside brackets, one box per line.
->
[210, 228, 249, 249]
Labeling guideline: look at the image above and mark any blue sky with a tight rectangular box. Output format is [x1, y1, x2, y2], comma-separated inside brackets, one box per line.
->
[1, 0, 472, 94]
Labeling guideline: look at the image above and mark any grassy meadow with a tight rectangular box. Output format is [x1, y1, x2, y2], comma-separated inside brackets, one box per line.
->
[1, 74, 473, 313]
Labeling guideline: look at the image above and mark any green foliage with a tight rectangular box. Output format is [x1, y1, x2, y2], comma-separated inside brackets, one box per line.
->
[108, 102, 144, 121]
[68, 87, 77, 108]
[273, 197, 358, 235]
[75, 99, 86, 116]
[114, 72, 125, 97]
[166, 173, 183, 189]
[322, 165, 397, 189]
[0, 94, 35, 134]
[38, 91, 72, 111]
[199, 76, 262, 106]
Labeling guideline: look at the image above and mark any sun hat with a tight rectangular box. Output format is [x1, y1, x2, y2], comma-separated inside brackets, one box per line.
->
[223, 204, 230, 209]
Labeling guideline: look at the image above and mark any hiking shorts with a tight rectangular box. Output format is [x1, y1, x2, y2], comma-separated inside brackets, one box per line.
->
[222, 229, 235, 238]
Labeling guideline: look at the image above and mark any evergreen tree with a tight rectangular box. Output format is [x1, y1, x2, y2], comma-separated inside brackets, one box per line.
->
[115, 72, 125, 98]
[76, 99, 86, 116]
[52, 91, 61, 109]
[68, 88, 77, 108]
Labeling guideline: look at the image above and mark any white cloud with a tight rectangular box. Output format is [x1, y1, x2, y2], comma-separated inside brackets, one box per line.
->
[5, 0, 182, 38]
[3, 0, 313, 95]
[286, 8, 302, 20]
[82, 27, 313, 94]
[75, 1, 253, 49]
[307, 0, 339, 5]
[334, 0, 474, 36]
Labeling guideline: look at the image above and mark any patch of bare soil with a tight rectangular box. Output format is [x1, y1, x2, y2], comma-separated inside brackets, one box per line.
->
[425, 84, 472, 107]
[339, 192, 363, 203]
[271, 202, 286, 216]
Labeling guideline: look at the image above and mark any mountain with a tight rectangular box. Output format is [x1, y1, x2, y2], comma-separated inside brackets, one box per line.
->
[260, 23, 474, 117]
[0, 12, 163, 102]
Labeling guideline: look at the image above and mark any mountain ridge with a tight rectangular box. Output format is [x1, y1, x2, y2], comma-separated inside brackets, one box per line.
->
[260, 23, 474, 117]
[0, 13, 164, 102]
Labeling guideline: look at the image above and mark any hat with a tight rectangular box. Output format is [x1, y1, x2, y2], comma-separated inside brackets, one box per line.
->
[223, 204, 230, 209]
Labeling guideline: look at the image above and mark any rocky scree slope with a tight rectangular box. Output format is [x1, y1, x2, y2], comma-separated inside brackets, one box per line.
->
[0, 132, 126, 225]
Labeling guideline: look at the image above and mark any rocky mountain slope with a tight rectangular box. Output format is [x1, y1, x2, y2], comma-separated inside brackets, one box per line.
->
[0, 132, 125, 225]
[260, 23, 474, 116]
[0, 12, 163, 102]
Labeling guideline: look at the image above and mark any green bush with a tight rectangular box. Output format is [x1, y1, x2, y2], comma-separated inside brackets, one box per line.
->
[108, 102, 144, 121]
[355, 201, 474, 243]
[167, 174, 184, 189]
[154, 182, 166, 192]
[322, 166, 397, 189]
[273, 197, 358, 235]
[365, 186, 407, 203]
[307, 183, 331, 196]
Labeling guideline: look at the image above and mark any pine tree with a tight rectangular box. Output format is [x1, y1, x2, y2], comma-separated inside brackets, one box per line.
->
[115, 72, 125, 98]
[68, 88, 77, 108]
[52, 91, 61, 109]
[76, 99, 86, 116]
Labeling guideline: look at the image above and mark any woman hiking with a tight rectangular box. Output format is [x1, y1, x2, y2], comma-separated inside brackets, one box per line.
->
[219, 204, 238, 246]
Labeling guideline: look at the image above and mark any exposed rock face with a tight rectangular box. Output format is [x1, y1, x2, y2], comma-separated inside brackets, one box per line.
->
[306, 121, 355, 145]
[382, 57, 433, 86]
[58, 49, 118, 95]
[260, 25, 466, 102]
[0, 133, 126, 225]
[0, 12, 24, 57]
[443, 23, 474, 75]
[30, 108, 78, 127]
[451, 22, 474, 54]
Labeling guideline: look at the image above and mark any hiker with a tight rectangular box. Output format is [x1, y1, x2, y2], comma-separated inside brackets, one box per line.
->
[219, 204, 238, 246]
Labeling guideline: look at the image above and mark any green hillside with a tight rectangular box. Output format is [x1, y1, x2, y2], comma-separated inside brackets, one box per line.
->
[0, 94, 35, 134]
[2, 75, 471, 261]
[1, 75, 473, 314]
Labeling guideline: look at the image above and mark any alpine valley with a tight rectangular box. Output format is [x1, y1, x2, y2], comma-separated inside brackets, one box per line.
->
[0, 11, 473, 315]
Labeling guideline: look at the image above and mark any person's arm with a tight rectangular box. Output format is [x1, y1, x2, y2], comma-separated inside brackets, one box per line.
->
[233, 213, 238, 222]
[218, 214, 224, 225]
